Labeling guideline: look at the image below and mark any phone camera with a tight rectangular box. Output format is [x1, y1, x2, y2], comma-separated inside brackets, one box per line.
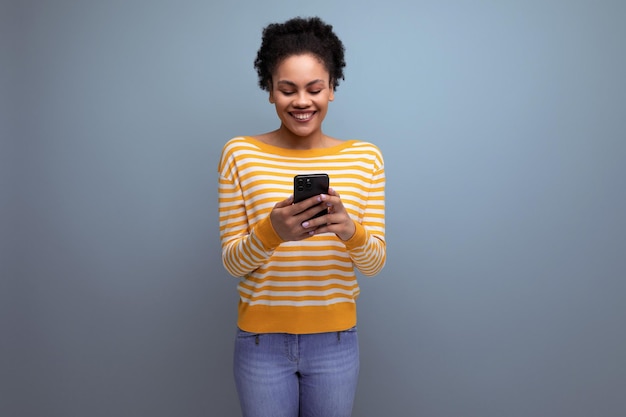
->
[296, 178, 304, 192]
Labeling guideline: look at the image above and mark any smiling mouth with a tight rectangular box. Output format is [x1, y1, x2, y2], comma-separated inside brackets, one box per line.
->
[290, 112, 316, 122]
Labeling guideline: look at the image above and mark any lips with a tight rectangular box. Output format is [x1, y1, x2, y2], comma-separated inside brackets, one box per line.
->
[290, 111, 316, 122]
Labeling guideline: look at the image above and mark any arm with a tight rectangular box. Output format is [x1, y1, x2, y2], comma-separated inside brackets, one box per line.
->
[218, 173, 283, 277]
[219, 173, 327, 277]
[341, 166, 386, 276]
[306, 166, 386, 276]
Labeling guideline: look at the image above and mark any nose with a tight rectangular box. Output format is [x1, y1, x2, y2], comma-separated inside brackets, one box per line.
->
[293, 92, 311, 108]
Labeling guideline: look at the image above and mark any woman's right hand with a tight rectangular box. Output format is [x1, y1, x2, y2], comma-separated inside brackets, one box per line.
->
[269, 194, 327, 241]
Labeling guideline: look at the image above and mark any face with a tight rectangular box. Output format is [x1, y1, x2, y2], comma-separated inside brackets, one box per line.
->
[269, 54, 334, 142]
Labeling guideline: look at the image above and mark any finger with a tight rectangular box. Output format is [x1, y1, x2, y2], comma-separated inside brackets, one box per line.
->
[293, 194, 324, 214]
[320, 192, 343, 212]
[298, 220, 320, 239]
[301, 211, 326, 229]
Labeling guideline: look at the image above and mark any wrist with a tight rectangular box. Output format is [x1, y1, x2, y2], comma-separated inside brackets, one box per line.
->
[338, 221, 356, 241]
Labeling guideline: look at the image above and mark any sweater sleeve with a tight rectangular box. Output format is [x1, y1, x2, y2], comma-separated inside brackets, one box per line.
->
[342, 163, 386, 276]
[218, 173, 284, 277]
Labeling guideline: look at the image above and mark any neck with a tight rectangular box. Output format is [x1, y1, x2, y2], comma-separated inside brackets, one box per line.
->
[274, 125, 326, 150]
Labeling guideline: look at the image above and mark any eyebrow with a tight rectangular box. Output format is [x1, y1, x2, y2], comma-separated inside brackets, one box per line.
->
[276, 79, 326, 88]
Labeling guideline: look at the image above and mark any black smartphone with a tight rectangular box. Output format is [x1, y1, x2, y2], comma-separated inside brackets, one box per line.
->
[293, 173, 329, 219]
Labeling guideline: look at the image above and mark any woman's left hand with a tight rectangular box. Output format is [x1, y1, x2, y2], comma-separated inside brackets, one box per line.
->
[301, 187, 356, 241]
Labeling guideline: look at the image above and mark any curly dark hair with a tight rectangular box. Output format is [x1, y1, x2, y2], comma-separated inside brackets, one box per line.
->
[254, 16, 346, 91]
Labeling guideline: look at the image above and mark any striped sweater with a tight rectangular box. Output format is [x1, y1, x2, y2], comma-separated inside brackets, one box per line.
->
[218, 136, 386, 334]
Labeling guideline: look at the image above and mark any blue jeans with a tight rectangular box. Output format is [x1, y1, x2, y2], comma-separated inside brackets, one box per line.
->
[233, 327, 359, 417]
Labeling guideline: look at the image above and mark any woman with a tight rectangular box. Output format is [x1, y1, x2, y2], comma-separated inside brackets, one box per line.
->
[218, 16, 386, 417]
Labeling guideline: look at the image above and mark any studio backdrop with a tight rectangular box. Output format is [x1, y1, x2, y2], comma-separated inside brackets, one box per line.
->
[3, 1, 625, 416]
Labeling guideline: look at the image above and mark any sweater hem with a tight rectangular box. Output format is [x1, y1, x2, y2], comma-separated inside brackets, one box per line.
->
[237, 301, 357, 334]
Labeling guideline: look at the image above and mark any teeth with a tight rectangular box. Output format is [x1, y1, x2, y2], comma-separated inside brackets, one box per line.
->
[293, 113, 313, 120]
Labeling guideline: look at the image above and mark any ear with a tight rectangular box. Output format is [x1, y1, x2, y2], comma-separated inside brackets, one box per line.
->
[329, 85, 335, 102]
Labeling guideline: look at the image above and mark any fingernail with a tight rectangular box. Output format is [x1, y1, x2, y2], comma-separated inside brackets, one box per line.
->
[302, 221, 310, 228]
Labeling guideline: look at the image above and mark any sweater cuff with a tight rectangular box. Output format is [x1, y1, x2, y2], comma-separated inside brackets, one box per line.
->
[342, 221, 368, 250]
[253, 215, 284, 250]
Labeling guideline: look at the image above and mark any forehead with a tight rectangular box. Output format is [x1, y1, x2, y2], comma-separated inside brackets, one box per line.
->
[273, 54, 330, 81]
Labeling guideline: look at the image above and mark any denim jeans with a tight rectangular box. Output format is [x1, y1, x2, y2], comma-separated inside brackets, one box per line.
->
[233, 327, 359, 417]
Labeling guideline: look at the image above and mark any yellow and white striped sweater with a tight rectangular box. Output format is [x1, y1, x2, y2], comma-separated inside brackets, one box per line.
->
[218, 136, 386, 334]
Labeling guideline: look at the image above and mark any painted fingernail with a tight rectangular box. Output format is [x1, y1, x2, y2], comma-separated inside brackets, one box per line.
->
[302, 221, 310, 228]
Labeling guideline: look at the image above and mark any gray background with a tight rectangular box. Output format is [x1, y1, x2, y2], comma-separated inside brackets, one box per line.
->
[3, 1, 625, 416]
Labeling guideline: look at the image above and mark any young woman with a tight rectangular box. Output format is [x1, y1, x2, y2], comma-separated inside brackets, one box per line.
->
[217, 16, 386, 417]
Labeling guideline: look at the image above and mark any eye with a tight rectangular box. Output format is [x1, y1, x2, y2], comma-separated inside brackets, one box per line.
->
[310, 90, 322, 95]
[280, 91, 295, 96]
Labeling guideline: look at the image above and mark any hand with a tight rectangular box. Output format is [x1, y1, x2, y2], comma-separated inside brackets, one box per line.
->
[269, 194, 330, 242]
[302, 187, 356, 241]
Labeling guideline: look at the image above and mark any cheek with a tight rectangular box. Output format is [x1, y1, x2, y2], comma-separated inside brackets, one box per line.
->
[317, 99, 331, 112]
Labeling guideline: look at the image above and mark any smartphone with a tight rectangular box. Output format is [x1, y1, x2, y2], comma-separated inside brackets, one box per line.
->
[293, 173, 329, 219]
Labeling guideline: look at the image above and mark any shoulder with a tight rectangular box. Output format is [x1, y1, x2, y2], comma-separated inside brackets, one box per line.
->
[221, 136, 258, 153]
[219, 136, 265, 160]
[340, 140, 385, 166]
[218, 136, 263, 174]
[346, 140, 383, 154]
